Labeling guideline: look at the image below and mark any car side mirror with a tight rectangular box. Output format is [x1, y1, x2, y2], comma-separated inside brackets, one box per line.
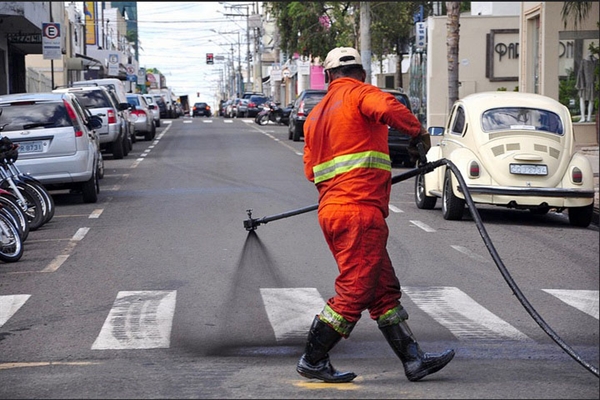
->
[119, 102, 131, 111]
[428, 126, 444, 136]
[87, 115, 103, 130]
[148, 104, 156, 110]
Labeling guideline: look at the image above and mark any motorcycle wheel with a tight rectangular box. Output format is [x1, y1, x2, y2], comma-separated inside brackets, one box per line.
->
[258, 114, 269, 126]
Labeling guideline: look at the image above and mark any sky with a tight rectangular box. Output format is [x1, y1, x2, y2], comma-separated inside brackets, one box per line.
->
[135, 2, 252, 106]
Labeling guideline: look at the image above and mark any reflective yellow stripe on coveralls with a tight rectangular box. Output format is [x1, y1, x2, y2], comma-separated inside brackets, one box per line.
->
[312, 150, 392, 184]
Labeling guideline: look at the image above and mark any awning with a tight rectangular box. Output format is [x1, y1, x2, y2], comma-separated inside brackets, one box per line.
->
[75, 53, 103, 69]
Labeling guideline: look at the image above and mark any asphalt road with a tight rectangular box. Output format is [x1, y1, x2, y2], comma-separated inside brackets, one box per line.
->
[0, 116, 598, 399]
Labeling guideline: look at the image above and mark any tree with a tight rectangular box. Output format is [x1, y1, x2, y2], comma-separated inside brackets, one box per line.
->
[369, 2, 425, 89]
[445, 2, 461, 112]
[560, 1, 592, 30]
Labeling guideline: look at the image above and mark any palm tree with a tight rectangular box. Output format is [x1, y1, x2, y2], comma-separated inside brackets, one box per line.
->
[560, 2, 592, 29]
[446, 2, 461, 113]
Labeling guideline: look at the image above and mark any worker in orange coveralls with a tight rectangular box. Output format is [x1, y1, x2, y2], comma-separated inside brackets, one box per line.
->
[297, 47, 454, 383]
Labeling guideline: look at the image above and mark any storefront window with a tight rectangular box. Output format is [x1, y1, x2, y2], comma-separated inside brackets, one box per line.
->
[558, 31, 598, 123]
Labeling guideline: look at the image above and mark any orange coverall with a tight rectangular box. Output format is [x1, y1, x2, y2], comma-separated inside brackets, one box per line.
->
[303, 77, 423, 336]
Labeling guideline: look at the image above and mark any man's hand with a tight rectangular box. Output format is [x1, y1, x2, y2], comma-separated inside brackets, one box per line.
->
[407, 127, 431, 163]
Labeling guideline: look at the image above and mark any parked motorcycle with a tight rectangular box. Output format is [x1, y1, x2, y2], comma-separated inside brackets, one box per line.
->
[254, 101, 285, 126]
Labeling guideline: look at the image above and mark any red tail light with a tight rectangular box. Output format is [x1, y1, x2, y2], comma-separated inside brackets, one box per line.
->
[63, 100, 84, 137]
[572, 167, 583, 184]
[206, 105, 211, 110]
[107, 109, 117, 124]
[297, 100, 306, 117]
[469, 161, 480, 178]
[131, 110, 146, 117]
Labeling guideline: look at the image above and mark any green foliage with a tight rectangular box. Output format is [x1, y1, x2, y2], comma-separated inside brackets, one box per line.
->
[559, 68, 578, 112]
[265, 1, 430, 62]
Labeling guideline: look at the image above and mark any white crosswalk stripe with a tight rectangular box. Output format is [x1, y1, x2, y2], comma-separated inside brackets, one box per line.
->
[402, 286, 533, 341]
[542, 289, 599, 320]
[91, 290, 177, 350]
[260, 288, 324, 342]
[1, 288, 597, 349]
[0, 295, 30, 328]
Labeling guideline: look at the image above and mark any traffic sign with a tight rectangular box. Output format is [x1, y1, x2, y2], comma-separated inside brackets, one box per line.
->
[42, 22, 62, 60]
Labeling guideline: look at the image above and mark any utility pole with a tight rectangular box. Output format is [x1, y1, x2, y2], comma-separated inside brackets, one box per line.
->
[360, 2, 371, 84]
[223, 3, 252, 92]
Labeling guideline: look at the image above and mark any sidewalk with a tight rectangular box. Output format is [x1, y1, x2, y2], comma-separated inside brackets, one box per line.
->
[576, 144, 599, 225]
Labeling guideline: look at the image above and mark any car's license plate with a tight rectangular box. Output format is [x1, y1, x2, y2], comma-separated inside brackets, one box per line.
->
[509, 164, 548, 175]
[17, 141, 44, 154]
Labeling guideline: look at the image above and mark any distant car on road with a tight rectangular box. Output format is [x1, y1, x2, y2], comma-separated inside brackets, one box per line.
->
[415, 91, 595, 227]
[382, 88, 417, 167]
[127, 94, 156, 141]
[288, 89, 327, 142]
[245, 95, 269, 118]
[143, 94, 161, 127]
[192, 102, 212, 117]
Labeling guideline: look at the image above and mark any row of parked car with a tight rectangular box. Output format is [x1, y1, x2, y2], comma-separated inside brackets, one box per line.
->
[0, 78, 169, 204]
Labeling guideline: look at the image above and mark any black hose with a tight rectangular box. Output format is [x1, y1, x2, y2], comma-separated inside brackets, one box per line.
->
[442, 158, 599, 378]
[243, 155, 599, 377]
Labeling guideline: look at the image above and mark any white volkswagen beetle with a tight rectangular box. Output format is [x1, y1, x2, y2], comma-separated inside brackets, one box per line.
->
[415, 91, 595, 227]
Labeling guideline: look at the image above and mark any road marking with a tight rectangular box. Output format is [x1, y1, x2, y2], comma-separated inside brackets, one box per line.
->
[388, 204, 403, 213]
[409, 220, 436, 232]
[451, 245, 490, 262]
[92, 290, 177, 350]
[41, 228, 90, 273]
[89, 209, 103, 219]
[183, 120, 192, 123]
[202, 120, 213, 123]
[0, 295, 30, 327]
[260, 288, 324, 341]
[542, 289, 599, 319]
[403, 286, 532, 341]
[224, 120, 233, 123]
[0, 361, 100, 371]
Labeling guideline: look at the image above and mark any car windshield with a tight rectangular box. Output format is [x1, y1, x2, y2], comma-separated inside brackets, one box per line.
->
[73, 91, 112, 109]
[127, 96, 141, 107]
[0, 102, 72, 131]
[481, 107, 564, 135]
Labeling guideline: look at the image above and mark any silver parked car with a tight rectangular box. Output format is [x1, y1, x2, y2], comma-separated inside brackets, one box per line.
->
[54, 85, 129, 159]
[143, 94, 161, 127]
[0, 92, 104, 203]
[126, 94, 156, 141]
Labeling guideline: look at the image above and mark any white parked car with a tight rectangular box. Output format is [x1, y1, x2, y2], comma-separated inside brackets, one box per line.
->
[415, 91, 595, 227]
[126, 94, 156, 141]
[53, 85, 129, 159]
[0, 92, 104, 203]
[143, 94, 161, 127]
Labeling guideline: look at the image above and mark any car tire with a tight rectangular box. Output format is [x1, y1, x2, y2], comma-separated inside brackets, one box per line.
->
[442, 169, 465, 220]
[568, 203, 593, 227]
[288, 120, 293, 140]
[97, 152, 105, 179]
[145, 124, 154, 141]
[112, 137, 125, 159]
[292, 122, 302, 142]
[156, 119, 161, 127]
[122, 134, 130, 157]
[81, 168, 99, 204]
[415, 171, 437, 209]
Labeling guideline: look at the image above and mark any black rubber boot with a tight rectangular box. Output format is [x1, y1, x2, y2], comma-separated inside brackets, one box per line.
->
[296, 316, 357, 383]
[379, 321, 454, 382]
